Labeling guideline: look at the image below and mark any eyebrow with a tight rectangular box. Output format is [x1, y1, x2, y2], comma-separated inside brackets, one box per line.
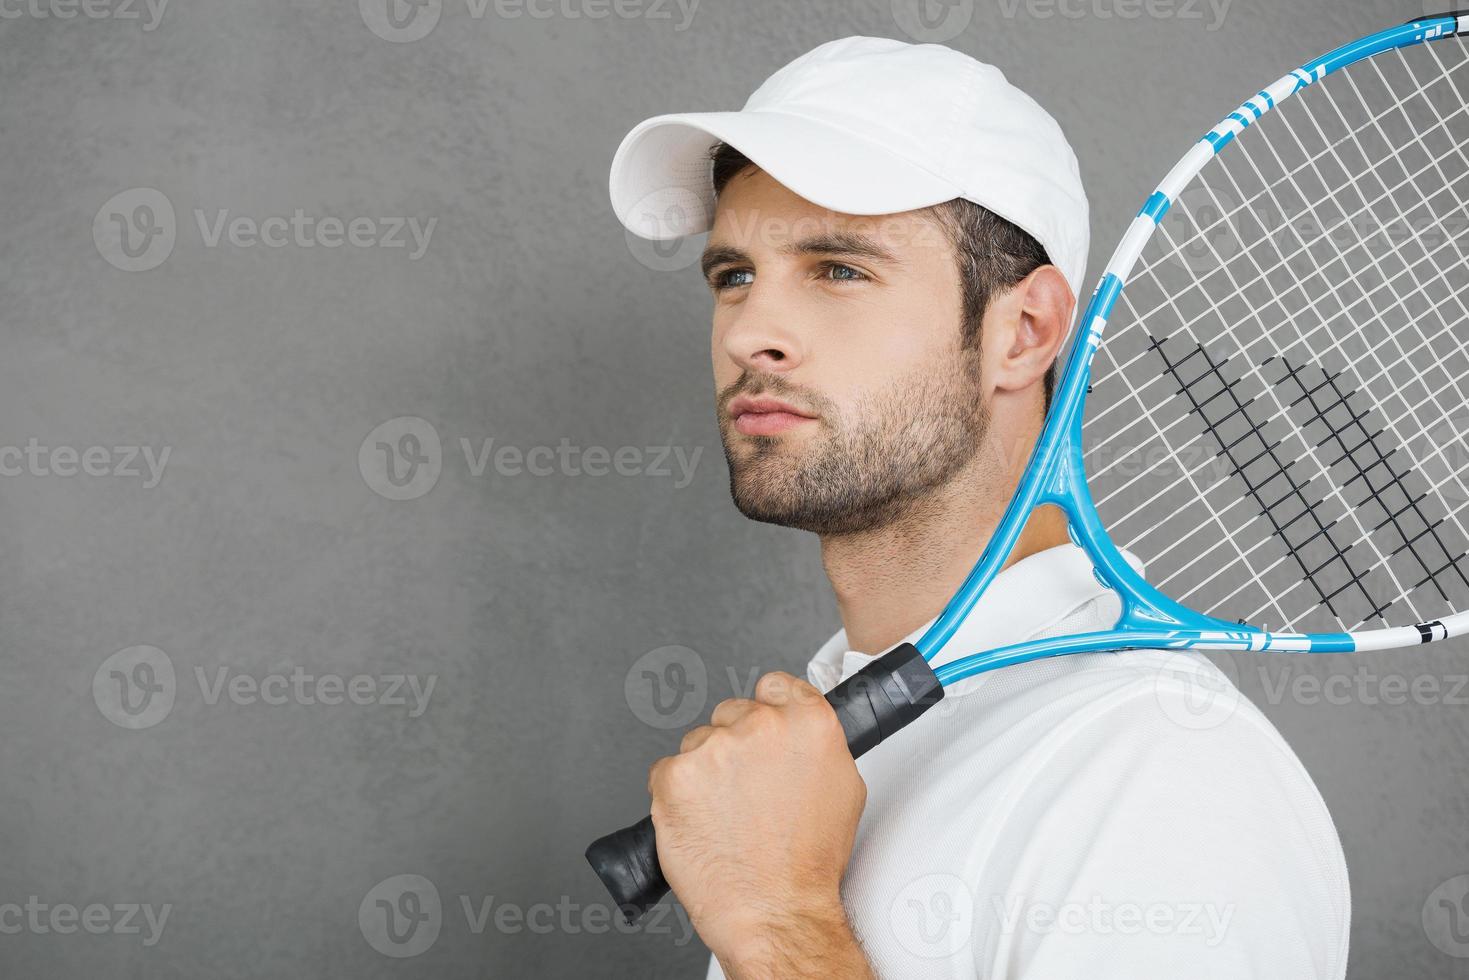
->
[699, 231, 900, 279]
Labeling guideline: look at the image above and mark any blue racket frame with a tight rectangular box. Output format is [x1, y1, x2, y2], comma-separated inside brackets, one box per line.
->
[917, 13, 1469, 687]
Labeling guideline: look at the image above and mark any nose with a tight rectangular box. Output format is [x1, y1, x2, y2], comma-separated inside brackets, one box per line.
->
[718, 284, 805, 375]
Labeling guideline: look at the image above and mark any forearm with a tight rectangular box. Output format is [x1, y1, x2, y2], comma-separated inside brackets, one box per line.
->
[711, 904, 876, 980]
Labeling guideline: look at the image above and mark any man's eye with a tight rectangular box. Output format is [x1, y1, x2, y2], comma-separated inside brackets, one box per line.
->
[710, 268, 754, 290]
[823, 263, 867, 282]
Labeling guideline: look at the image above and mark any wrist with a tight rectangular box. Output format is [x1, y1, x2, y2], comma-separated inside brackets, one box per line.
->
[710, 896, 864, 979]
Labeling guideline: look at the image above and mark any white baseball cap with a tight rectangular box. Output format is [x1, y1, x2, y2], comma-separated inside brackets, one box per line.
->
[608, 35, 1090, 300]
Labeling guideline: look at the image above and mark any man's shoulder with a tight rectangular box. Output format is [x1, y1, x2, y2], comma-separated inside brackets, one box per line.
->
[861, 645, 1351, 902]
[850, 649, 1351, 978]
[908, 648, 1338, 828]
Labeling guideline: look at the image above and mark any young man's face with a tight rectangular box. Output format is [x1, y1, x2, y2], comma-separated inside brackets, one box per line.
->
[703, 168, 993, 536]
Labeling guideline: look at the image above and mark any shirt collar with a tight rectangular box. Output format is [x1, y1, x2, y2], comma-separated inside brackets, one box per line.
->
[806, 543, 1117, 691]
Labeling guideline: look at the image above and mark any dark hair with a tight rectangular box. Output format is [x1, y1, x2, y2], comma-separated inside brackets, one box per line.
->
[709, 142, 1057, 404]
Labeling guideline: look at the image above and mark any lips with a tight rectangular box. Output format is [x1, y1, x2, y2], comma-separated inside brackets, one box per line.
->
[727, 394, 818, 437]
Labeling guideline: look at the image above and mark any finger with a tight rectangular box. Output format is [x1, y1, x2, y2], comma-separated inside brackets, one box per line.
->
[647, 755, 678, 797]
[754, 670, 821, 708]
[708, 697, 759, 728]
[679, 725, 716, 754]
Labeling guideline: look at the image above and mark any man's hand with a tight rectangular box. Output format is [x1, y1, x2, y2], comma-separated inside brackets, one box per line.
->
[647, 670, 874, 979]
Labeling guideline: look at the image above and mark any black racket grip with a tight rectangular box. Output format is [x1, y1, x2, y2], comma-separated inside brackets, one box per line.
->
[586, 642, 943, 922]
[825, 641, 946, 757]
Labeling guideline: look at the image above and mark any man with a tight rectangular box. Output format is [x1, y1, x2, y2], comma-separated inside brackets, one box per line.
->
[608, 36, 1349, 979]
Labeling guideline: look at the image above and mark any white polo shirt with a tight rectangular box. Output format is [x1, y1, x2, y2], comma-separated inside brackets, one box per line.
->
[707, 543, 1350, 979]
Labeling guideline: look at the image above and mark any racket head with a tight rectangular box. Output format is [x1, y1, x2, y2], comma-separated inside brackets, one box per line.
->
[925, 13, 1469, 674]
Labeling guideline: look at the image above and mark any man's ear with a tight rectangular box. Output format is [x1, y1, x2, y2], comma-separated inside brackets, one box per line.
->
[989, 265, 1075, 394]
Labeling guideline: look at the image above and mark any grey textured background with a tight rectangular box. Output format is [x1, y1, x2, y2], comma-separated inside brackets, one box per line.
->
[1, 0, 1466, 977]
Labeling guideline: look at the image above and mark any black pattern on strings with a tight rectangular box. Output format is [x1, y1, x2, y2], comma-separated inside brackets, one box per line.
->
[1149, 335, 1379, 625]
[1270, 356, 1469, 610]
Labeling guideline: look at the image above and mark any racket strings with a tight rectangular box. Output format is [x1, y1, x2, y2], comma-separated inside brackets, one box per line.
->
[1092, 227, 1469, 546]
[1148, 340, 1363, 623]
[1110, 218, 1447, 630]
[1084, 36, 1469, 632]
[1121, 94, 1469, 384]
[1196, 47, 1469, 626]
[1116, 48, 1469, 370]
[1271, 355, 1469, 603]
[1174, 125, 1465, 626]
[1117, 55, 1469, 338]
[1086, 102, 1469, 450]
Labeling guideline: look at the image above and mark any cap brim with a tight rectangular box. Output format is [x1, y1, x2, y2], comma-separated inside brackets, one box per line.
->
[609, 109, 965, 240]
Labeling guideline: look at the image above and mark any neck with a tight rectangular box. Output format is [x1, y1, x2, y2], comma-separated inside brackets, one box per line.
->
[820, 438, 1068, 657]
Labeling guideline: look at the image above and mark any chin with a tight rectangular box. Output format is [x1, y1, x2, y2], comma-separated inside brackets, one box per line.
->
[726, 458, 801, 524]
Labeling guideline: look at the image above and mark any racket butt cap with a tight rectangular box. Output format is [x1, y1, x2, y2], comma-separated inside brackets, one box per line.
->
[585, 814, 664, 922]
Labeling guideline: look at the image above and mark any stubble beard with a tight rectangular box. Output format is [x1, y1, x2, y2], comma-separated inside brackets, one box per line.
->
[719, 352, 990, 537]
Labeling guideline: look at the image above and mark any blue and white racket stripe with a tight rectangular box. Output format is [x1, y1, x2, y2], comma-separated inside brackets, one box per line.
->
[919, 13, 1469, 684]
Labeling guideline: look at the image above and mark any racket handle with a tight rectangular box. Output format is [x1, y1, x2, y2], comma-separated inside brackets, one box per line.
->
[585, 642, 943, 922]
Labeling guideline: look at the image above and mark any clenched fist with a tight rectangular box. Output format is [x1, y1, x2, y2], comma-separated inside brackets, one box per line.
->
[647, 670, 875, 979]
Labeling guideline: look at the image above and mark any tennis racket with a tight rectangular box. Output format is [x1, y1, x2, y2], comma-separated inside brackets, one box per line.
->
[588, 11, 1469, 921]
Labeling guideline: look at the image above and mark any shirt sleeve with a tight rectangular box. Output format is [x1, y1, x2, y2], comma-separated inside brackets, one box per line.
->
[968, 679, 1350, 979]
